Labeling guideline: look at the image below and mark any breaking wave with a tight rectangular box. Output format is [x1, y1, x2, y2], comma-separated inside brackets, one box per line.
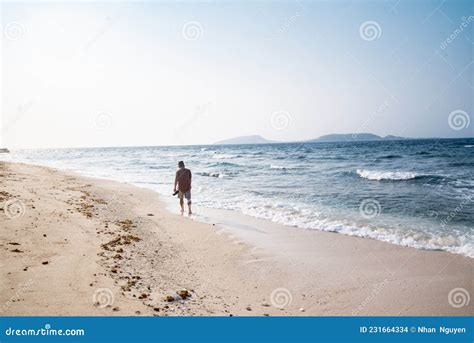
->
[357, 169, 418, 181]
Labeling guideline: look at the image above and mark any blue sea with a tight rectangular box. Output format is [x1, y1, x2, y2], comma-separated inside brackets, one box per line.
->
[3, 138, 473, 257]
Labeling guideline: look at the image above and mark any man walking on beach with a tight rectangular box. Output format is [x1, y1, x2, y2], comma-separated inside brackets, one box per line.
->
[174, 161, 192, 215]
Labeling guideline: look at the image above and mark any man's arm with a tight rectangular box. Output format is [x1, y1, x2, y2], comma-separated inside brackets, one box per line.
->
[173, 172, 178, 192]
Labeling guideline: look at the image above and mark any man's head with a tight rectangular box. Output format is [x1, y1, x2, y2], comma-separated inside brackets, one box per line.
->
[178, 161, 185, 169]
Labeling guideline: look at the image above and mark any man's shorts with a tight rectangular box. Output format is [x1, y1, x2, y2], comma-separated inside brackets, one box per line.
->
[178, 190, 191, 202]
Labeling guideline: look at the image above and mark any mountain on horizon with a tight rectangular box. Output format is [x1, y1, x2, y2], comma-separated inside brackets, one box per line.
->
[213, 133, 407, 145]
[309, 133, 406, 142]
[214, 135, 277, 145]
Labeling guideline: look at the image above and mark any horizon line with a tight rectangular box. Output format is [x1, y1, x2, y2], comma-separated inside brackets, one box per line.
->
[3, 135, 474, 151]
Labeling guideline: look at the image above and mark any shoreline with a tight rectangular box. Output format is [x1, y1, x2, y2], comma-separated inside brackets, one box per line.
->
[2, 149, 472, 259]
[1, 161, 472, 316]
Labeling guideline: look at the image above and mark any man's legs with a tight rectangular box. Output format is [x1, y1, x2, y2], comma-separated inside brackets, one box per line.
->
[178, 192, 184, 214]
[185, 191, 192, 215]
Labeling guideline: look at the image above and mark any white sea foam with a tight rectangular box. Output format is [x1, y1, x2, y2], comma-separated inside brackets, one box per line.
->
[357, 169, 418, 181]
[199, 171, 226, 178]
[222, 200, 474, 258]
[270, 164, 297, 170]
[212, 153, 236, 159]
[269, 163, 303, 170]
[464, 145, 474, 148]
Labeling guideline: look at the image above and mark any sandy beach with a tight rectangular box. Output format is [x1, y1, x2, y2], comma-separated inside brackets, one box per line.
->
[0, 161, 472, 316]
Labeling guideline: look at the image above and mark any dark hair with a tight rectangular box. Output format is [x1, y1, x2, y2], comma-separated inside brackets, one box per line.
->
[178, 161, 185, 167]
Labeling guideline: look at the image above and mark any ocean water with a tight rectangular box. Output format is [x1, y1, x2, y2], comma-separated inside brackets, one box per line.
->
[2, 138, 473, 257]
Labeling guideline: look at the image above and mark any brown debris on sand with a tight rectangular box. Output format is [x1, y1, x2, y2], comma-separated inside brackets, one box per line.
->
[0, 191, 12, 201]
[115, 219, 136, 231]
[101, 234, 141, 251]
[177, 289, 191, 300]
[164, 295, 175, 302]
[65, 190, 108, 218]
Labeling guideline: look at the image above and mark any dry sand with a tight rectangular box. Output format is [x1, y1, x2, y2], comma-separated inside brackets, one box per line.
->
[0, 161, 472, 316]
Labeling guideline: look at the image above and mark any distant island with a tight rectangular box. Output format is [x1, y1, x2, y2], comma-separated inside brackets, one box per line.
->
[214, 135, 278, 145]
[309, 133, 406, 142]
[214, 133, 407, 145]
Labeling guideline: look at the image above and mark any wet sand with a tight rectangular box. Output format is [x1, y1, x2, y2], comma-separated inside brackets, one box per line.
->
[0, 162, 472, 316]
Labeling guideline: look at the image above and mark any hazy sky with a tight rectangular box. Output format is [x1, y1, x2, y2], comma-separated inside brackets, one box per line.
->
[1, 0, 473, 149]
